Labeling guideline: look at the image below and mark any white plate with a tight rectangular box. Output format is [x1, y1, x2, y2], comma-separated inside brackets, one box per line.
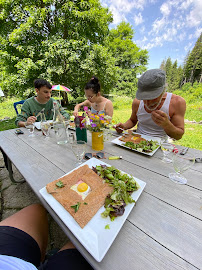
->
[39, 158, 146, 262]
[34, 121, 53, 130]
[111, 133, 161, 156]
[34, 122, 41, 130]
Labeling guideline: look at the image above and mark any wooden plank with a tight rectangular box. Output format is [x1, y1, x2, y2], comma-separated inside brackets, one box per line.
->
[0, 130, 66, 191]
[95, 221, 197, 270]
[128, 192, 202, 269]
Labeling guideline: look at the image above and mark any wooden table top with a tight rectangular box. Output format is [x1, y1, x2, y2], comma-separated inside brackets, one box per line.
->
[0, 128, 202, 270]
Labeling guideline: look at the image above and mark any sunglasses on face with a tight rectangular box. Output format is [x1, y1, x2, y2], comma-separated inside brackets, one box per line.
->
[85, 94, 96, 100]
[85, 152, 105, 159]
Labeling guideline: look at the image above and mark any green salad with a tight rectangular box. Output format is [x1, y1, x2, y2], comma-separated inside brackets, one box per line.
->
[92, 165, 140, 221]
[124, 140, 159, 153]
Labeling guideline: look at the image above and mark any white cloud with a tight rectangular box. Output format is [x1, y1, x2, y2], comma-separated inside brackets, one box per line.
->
[102, 0, 202, 61]
[134, 12, 144, 25]
[151, 17, 166, 34]
[186, 0, 202, 27]
[178, 33, 186, 41]
[184, 42, 193, 52]
[180, 0, 193, 10]
[194, 28, 202, 38]
[109, 6, 127, 25]
[160, 3, 171, 16]
[102, 0, 147, 26]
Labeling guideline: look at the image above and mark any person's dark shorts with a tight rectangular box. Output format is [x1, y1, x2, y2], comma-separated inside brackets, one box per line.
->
[0, 226, 93, 270]
[0, 226, 41, 266]
[43, 249, 94, 270]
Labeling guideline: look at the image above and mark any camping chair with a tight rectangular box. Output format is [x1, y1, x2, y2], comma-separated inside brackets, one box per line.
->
[13, 100, 25, 115]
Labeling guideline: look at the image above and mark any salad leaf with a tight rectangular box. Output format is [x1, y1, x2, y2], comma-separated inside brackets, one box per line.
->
[55, 180, 65, 188]
[124, 140, 158, 153]
[93, 165, 139, 221]
[71, 202, 81, 213]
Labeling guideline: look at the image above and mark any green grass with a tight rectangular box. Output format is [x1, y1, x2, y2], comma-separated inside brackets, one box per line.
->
[0, 91, 202, 150]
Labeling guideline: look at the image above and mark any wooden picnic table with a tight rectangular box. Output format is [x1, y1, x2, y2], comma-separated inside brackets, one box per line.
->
[0, 127, 202, 270]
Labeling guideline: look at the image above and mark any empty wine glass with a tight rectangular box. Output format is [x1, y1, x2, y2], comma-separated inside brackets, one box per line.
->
[160, 141, 174, 163]
[71, 140, 86, 166]
[169, 153, 195, 184]
[25, 123, 35, 137]
[41, 121, 51, 138]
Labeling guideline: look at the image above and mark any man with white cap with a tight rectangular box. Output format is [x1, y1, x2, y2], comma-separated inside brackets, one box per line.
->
[115, 69, 186, 140]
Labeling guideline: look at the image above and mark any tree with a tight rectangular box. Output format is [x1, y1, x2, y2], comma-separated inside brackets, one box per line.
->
[160, 59, 166, 70]
[0, 0, 115, 98]
[160, 58, 183, 91]
[182, 33, 202, 85]
[164, 57, 172, 88]
[106, 22, 148, 96]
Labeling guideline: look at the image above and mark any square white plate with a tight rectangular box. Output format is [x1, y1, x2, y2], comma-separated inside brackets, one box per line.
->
[111, 133, 161, 156]
[39, 158, 146, 262]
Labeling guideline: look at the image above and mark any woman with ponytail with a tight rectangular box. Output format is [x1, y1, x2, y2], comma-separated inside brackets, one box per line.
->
[73, 76, 113, 117]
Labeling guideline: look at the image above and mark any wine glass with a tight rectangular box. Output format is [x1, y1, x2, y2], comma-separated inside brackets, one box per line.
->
[103, 128, 113, 142]
[25, 123, 35, 137]
[41, 121, 51, 138]
[71, 140, 86, 166]
[169, 153, 195, 184]
[160, 141, 174, 163]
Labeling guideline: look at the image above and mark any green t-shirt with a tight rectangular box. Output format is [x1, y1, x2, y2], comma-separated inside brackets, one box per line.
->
[15, 97, 69, 126]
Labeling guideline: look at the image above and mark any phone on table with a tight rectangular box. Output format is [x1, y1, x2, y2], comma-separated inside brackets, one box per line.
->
[15, 129, 24, 135]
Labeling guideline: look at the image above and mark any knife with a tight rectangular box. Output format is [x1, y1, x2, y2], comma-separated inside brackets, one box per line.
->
[179, 147, 189, 155]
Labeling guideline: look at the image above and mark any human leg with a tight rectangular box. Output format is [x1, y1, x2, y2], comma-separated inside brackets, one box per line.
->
[0, 204, 48, 262]
[44, 242, 93, 270]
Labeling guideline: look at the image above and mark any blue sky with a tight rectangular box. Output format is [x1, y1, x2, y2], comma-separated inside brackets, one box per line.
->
[101, 0, 202, 70]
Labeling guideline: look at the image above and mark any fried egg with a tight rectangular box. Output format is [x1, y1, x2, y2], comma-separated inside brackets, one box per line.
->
[132, 136, 140, 140]
[70, 180, 91, 200]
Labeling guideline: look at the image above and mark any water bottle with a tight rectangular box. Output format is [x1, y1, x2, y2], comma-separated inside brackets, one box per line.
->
[53, 101, 68, 144]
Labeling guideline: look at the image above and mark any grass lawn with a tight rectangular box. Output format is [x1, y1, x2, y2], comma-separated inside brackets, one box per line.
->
[0, 95, 202, 150]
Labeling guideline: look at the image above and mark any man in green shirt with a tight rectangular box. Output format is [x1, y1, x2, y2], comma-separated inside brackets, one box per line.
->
[15, 79, 69, 127]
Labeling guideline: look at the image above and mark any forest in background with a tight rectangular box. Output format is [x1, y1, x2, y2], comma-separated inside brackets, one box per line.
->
[159, 33, 202, 93]
[0, 0, 201, 103]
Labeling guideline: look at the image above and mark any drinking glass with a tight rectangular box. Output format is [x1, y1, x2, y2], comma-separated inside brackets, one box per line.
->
[25, 123, 35, 137]
[169, 153, 195, 184]
[71, 140, 86, 166]
[103, 128, 113, 142]
[41, 121, 51, 138]
[160, 141, 174, 163]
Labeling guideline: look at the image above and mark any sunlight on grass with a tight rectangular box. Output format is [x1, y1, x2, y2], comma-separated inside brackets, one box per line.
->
[0, 94, 202, 150]
[174, 123, 202, 150]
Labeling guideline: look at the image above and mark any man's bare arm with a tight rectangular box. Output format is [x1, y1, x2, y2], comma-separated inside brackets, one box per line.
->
[115, 99, 139, 133]
[151, 95, 186, 140]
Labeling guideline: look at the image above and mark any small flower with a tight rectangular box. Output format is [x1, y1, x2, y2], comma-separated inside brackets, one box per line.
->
[84, 106, 88, 111]
[92, 123, 97, 128]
